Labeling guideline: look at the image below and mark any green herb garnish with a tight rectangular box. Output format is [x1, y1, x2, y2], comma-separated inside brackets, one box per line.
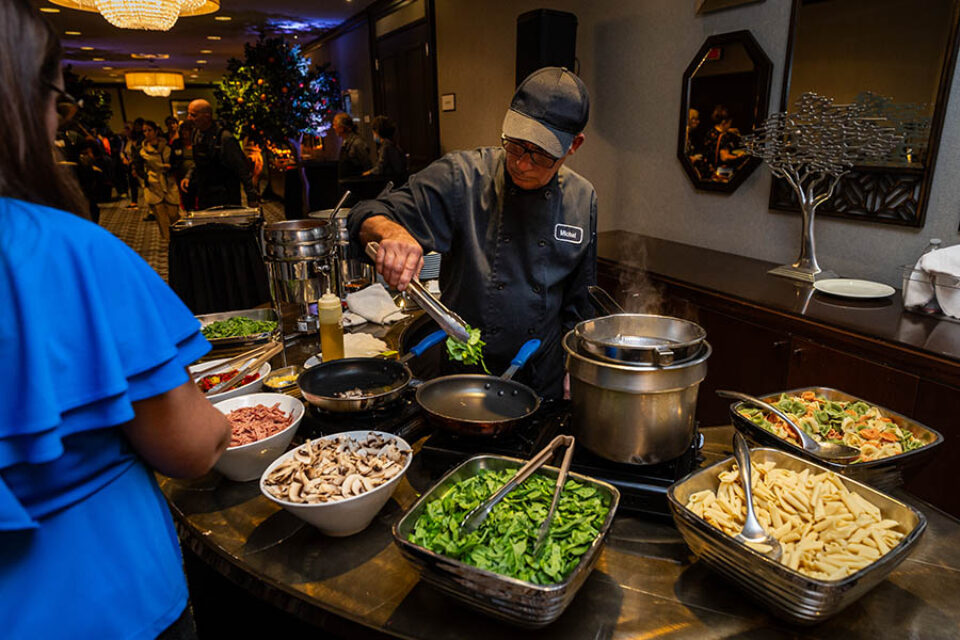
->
[201, 316, 278, 339]
[408, 469, 611, 585]
[446, 325, 490, 374]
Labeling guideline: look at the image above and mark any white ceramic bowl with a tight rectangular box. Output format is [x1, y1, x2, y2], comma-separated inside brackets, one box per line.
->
[213, 393, 305, 481]
[259, 430, 412, 536]
[191, 357, 272, 402]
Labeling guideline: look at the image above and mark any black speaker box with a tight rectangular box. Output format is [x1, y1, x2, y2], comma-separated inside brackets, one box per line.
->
[515, 9, 578, 86]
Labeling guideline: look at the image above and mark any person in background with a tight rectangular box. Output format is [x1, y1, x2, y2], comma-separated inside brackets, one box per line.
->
[349, 67, 597, 400]
[76, 139, 105, 224]
[139, 120, 180, 241]
[181, 99, 258, 210]
[703, 104, 746, 181]
[165, 115, 179, 144]
[332, 111, 372, 180]
[120, 122, 140, 209]
[363, 115, 407, 180]
[171, 119, 195, 210]
[0, 3, 232, 638]
[109, 125, 128, 199]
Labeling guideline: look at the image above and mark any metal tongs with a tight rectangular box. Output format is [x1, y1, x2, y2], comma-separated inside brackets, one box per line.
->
[460, 435, 576, 554]
[204, 341, 282, 396]
[365, 241, 470, 342]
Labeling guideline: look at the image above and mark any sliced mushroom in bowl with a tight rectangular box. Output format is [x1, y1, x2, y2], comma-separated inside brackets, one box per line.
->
[259, 431, 412, 536]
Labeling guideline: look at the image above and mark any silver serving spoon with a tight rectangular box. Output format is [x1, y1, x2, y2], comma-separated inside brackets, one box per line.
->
[717, 389, 861, 462]
[732, 432, 782, 561]
[327, 190, 352, 221]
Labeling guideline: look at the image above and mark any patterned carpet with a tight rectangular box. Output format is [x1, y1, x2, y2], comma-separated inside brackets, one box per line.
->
[99, 197, 286, 282]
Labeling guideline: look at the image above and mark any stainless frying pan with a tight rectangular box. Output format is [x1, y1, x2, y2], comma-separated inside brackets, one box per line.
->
[415, 339, 541, 436]
[297, 330, 446, 412]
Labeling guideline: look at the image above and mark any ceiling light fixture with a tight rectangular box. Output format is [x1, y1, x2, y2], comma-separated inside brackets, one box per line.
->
[200, 49, 213, 54]
[196, 59, 207, 64]
[93, 57, 105, 61]
[206, 35, 221, 40]
[40, 7, 60, 13]
[103, 66, 113, 70]
[65, 31, 82, 36]
[80, 46, 94, 51]
[130, 53, 170, 60]
[125, 70, 184, 97]
[49, 0, 220, 32]
[214, 15, 231, 21]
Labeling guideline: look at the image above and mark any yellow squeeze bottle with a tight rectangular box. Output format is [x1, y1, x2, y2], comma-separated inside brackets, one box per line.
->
[318, 292, 345, 361]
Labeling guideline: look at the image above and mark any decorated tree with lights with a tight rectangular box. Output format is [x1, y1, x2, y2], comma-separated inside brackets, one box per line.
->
[215, 33, 343, 209]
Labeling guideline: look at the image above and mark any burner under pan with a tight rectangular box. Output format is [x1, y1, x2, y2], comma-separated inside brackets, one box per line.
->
[301, 395, 428, 443]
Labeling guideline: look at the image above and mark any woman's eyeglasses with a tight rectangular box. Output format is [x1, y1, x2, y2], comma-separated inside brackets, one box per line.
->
[501, 135, 559, 168]
[46, 83, 82, 123]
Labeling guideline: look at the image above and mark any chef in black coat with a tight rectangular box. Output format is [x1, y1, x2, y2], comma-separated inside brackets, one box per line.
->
[348, 67, 597, 399]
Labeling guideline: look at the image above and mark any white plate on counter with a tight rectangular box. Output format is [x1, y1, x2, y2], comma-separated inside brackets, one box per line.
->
[813, 278, 895, 300]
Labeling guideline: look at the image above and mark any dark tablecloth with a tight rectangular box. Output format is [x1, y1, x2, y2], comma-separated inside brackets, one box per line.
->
[168, 222, 271, 314]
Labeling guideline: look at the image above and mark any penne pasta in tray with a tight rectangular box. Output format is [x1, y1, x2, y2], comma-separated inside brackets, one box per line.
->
[685, 460, 905, 580]
[667, 447, 927, 624]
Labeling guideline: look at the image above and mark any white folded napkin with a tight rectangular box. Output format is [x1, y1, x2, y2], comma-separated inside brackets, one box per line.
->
[902, 259, 935, 309]
[343, 333, 389, 357]
[346, 283, 405, 324]
[919, 245, 960, 318]
[342, 311, 367, 328]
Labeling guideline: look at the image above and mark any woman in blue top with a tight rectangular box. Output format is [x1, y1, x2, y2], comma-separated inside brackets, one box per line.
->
[0, 3, 232, 638]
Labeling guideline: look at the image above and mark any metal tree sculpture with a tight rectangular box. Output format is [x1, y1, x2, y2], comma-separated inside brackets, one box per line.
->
[742, 93, 901, 281]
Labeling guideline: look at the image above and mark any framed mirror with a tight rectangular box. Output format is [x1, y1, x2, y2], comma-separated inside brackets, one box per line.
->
[772, 0, 960, 227]
[677, 30, 772, 193]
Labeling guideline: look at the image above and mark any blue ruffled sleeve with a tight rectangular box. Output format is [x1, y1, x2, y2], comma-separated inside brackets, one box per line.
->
[0, 198, 211, 530]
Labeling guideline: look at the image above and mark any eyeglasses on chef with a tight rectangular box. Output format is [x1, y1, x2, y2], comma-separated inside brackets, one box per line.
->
[501, 135, 560, 168]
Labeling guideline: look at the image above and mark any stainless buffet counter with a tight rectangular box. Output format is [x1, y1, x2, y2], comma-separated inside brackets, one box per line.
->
[161, 331, 960, 639]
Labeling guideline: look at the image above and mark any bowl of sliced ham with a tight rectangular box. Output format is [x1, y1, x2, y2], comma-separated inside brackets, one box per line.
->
[213, 393, 305, 481]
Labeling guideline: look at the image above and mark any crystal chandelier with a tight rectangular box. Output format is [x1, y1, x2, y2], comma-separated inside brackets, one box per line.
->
[49, 0, 220, 31]
[125, 71, 185, 97]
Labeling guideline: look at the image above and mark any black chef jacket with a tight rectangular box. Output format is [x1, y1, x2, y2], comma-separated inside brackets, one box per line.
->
[185, 124, 257, 210]
[348, 146, 597, 399]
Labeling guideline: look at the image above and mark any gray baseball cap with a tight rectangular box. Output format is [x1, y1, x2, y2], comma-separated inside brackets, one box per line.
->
[501, 67, 590, 158]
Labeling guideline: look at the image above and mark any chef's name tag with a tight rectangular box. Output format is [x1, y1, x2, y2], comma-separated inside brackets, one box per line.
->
[554, 224, 583, 244]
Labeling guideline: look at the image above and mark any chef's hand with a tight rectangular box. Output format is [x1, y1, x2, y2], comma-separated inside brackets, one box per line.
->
[180, 177, 190, 191]
[377, 231, 423, 291]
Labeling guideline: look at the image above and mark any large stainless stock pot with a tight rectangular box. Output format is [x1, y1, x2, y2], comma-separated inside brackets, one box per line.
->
[563, 329, 710, 464]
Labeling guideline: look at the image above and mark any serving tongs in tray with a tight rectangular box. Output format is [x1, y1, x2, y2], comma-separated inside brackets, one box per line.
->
[203, 341, 282, 396]
[365, 241, 470, 342]
[460, 435, 576, 554]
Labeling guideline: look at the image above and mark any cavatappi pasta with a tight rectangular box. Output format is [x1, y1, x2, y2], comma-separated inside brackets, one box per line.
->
[739, 391, 927, 463]
[685, 461, 906, 580]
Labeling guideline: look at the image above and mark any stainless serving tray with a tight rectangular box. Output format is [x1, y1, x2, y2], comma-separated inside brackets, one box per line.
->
[195, 307, 280, 348]
[729, 386, 944, 490]
[173, 206, 261, 229]
[667, 447, 927, 625]
[392, 454, 620, 628]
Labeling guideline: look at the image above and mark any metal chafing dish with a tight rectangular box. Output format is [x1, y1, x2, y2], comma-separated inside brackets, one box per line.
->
[173, 205, 261, 229]
[667, 447, 927, 625]
[728, 387, 944, 490]
[195, 307, 280, 348]
[393, 454, 620, 628]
